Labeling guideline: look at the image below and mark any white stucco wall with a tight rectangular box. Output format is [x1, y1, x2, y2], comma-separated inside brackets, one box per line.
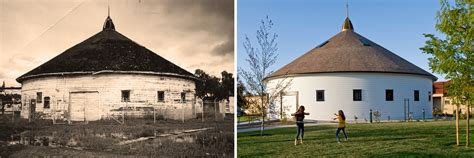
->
[20, 73, 196, 120]
[266, 72, 433, 121]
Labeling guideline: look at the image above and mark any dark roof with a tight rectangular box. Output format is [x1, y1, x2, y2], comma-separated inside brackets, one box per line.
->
[267, 18, 437, 80]
[17, 16, 195, 82]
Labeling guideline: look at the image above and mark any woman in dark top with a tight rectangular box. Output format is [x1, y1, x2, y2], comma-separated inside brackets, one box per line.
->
[291, 105, 310, 145]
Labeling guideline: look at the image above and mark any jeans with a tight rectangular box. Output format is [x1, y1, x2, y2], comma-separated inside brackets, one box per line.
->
[336, 127, 348, 141]
[296, 123, 304, 140]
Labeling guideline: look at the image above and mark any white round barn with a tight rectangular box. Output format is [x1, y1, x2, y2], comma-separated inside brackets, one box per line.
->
[265, 17, 437, 121]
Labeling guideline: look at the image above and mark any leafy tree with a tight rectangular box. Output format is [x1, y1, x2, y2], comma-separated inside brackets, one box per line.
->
[237, 79, 248, 116]
[420, 0, 473, 146]
[220, 71, 235, 100]
[194, 69, 234, 101]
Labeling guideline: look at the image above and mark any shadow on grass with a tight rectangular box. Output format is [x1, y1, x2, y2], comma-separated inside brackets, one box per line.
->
[247, 133, 274, 137]
[367, 151, 469, 158]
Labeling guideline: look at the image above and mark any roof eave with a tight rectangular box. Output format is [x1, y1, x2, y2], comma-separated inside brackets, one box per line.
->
[16, 70, 198, 83]
[265, 71, 437, 82]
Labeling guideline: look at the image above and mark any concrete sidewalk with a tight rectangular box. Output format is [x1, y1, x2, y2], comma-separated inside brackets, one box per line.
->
[237, 122, 338, 133]
[237, 119, 441, 133]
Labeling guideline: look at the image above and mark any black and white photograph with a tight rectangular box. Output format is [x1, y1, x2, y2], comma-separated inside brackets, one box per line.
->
[0, 0, 234, 157]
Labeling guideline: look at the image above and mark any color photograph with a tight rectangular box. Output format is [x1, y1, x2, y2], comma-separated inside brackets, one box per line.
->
[237, 0, 473, 157]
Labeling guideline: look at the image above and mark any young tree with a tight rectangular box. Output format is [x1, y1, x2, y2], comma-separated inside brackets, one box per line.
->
[239, 16, 291, 135]
[420, 0, 473, 146]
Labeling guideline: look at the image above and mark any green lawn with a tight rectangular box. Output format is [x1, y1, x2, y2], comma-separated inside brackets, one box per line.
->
[238, 120, 474, 157]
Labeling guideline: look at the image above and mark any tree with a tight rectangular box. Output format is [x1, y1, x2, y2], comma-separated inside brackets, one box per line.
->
[220, 71, 235, 100]
[237, 79, 248, 116]
[239, 16, 291, 136]
[420, 0, 473, 146]
[194, 69, 234, 101]
[195, 69, 219, 99]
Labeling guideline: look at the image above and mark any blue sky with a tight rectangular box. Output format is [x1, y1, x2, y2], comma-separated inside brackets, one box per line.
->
[237, 0, 447, 81]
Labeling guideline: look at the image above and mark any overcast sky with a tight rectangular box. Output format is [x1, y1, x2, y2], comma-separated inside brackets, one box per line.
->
[0, 0, 234, 86]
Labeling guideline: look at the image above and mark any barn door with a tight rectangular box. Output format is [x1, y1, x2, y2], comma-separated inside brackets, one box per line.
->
[29, 99, 36, 119]
[69, 91, 100, 121]
[280, 91, 298, 119]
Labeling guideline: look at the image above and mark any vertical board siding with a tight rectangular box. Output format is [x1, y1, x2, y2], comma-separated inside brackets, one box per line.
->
[20, 73, 196, 121]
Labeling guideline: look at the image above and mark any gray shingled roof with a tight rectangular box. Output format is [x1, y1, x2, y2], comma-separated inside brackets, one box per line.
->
[267, 18, 436, 80]
[17, 16, 195, 83]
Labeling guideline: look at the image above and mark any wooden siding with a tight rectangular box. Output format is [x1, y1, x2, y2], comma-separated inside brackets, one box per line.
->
[20, 73, 196, 121]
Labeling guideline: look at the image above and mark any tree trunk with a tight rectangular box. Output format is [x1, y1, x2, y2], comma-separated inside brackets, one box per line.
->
[456, 104, 460, 146]
[260, 95, 265, 136]
[467, 103, 470, 147]
[261, 112, 265, 136]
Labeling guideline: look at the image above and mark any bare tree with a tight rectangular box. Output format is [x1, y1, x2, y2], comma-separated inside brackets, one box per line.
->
[239, 16, 291, 136]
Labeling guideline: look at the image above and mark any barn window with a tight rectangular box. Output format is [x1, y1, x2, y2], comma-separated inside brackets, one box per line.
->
[353, 89, 362, 101]
[414, 90, 419, 101]
[428, 91, 431, 102]
[43, 97, 50, 109]
[181, 92, 186, 103]
[121, 90, 130, 102]
[36, 92, 42, 103]
[157, 91, 165, 102]
[385, 89, 394, 101]
[316, 90, 325, 102]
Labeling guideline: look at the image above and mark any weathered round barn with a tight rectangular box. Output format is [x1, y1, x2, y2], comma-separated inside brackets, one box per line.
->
[265, 17, 437, 121]
[17, 15, 197, 122]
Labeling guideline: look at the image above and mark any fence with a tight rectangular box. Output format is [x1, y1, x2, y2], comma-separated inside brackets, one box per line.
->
[98, 100, 227, 125]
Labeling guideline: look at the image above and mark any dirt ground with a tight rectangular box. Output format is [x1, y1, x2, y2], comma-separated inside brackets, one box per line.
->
[0, 114, 234, 157]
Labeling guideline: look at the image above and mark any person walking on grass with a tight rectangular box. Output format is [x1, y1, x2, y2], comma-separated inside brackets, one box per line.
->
[291, 105, 309, 145]
[333, 110, 349, 143]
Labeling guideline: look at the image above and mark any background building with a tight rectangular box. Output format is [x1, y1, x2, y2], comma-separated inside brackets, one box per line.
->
[432, 81, 469, 115]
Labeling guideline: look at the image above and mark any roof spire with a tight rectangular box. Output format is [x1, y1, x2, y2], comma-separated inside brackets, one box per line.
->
[341, 0, 354, 31]
[346, 0, 349, 17]
[103, 5, 115, 30]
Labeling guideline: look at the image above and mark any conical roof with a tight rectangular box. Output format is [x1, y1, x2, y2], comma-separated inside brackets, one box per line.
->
[267, 18, 436, 80]
[17, 16, 195, 82]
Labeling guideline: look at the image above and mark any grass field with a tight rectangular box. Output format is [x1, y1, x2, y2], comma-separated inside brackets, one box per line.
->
[238, 120, 474, 157]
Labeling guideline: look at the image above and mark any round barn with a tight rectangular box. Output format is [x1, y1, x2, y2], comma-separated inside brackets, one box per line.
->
[265, 17, 437, 121]
[17, 15, 197, 122]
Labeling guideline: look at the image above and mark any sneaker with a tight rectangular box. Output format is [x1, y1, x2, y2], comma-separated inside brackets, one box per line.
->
[337, 141, 341, 144]
[300, 139, 303, 144]
[295, 139, 298, 146]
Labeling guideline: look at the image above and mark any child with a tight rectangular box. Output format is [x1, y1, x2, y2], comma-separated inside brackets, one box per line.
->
[333, 110, 349, 143]
[291, 106, 309, 145]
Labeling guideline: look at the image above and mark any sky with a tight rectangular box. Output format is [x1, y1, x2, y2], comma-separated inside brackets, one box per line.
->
[237, 0, 447, 81]
[0, 0, 234, 87]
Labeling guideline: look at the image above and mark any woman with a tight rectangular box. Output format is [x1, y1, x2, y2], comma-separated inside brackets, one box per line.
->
[291, 106, 309, 145]
[333, 110, 349, 143]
